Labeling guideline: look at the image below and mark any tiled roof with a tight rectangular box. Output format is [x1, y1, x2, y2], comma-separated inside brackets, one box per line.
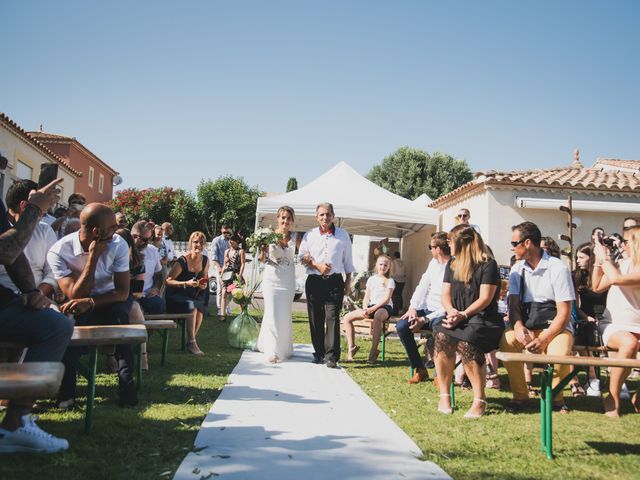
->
[29, 130, 119, 176]
[593, 158, 640, 171]
[0, 113, 82, 177]
[429, 164, 640, 208]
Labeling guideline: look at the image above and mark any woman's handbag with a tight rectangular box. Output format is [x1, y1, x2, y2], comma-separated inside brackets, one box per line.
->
[574, 320, 602, 347]
[221, 270, 234, 282]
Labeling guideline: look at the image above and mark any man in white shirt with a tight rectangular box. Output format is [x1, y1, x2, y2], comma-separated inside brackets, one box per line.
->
[162, 222, 175, 263]
[48, 203, 137, 408]
[0, 180, 58, 298]
[456, 208, 481, 234]
[397, 232, 450, 384]
[132, 220, 165, 314]
[299, 203, 355, 368]
[500, 221, 575, 413]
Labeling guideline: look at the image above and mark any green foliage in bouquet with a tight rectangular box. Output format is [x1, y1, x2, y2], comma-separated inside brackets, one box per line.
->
[244, 226, 284, 254]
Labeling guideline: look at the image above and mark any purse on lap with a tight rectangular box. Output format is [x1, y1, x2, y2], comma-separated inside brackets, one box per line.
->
[519, 269, 557, 330]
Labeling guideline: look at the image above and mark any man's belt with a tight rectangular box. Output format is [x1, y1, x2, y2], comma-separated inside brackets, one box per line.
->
[312, 273, 342, 280]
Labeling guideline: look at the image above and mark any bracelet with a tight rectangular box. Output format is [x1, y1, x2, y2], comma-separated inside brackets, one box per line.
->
[182, 282, 186, 289]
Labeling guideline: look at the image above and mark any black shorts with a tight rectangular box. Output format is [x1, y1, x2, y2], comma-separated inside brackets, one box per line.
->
[368, 304, 393, 318]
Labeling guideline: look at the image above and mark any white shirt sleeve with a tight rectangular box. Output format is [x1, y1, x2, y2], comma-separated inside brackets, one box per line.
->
[41, 225, 59, 289]
[551, 263, 576, 302]
[342, 231, 355, 274]
[113, 240, 131, 273]
[410, 263, 433, 309]
[47, 244, 72, 280]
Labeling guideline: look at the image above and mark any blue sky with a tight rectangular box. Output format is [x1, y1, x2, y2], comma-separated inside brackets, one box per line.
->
[1, 1, 639, 196]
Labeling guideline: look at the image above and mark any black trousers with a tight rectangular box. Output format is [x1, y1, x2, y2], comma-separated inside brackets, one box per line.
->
[306, 274, 344, 362]
[59, 297, 134, 401]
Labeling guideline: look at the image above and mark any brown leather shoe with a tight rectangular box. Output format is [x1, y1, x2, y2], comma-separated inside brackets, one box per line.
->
[407, 368, 429, 384]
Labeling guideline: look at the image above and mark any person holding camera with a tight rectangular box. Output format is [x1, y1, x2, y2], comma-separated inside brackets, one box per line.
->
[592, 225, 640, 417]
[500, 221, 575, 413]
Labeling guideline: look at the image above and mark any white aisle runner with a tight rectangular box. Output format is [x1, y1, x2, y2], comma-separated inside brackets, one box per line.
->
[174, 345, 450, 480]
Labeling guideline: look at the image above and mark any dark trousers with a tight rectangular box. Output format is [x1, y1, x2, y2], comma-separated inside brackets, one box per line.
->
[392, 282, 405, 314]
[397, 311, 444, 369]
[306, 274, 344, 362]
[59, 297, 134, 401]
[0, 298, 74, 363]
[139, 295, 166, 314]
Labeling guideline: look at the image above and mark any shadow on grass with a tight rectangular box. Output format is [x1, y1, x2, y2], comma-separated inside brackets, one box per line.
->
[586, 441, 640, 455]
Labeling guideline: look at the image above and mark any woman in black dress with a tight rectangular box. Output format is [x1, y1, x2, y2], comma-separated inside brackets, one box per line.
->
[165, 231, 210, 355]
[434, 224, 503, 418]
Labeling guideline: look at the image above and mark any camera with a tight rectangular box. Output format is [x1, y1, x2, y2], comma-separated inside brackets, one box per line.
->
[603, 237, 615, 247]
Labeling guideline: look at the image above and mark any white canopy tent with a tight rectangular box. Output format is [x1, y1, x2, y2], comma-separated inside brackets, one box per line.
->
[255, 162, 438, 237]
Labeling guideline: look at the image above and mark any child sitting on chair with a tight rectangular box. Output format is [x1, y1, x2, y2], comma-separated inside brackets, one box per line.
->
[342, 255, 395, 364]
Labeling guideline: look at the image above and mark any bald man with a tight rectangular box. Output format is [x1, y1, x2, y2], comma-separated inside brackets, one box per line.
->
[48, 203, 138, 408]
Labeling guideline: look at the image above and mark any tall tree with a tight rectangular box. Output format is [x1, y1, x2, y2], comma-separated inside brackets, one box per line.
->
[286, 177, 298, 192]
[196, 176, 262, 238]
[367, 146, 473, 200]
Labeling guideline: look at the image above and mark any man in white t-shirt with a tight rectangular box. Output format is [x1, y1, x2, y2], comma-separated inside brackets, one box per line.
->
[132, 221, 165, 314]
[456, 208, 481, 234]
[48, 203, 137, 408]
[0, 180, 58, 298]
[397, 231, 451, 384]
[500, 221, 575, 413]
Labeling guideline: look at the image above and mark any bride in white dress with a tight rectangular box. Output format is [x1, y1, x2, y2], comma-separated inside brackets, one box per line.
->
[257, 206, 300, 363]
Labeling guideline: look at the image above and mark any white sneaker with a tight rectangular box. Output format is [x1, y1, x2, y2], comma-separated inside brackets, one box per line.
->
[0, 415, 69, 453]
[620, 383, 631, 400]
[586, 379, 601, 397]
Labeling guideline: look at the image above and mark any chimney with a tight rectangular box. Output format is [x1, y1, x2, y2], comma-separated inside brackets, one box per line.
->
[572, 148, 583, 168]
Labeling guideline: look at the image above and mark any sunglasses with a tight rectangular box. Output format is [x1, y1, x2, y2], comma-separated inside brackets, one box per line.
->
[428, 245, 438, 250]
[458, 214, 469, 219]
[510, 238, 528, 248]
[222, 231, 232, 235]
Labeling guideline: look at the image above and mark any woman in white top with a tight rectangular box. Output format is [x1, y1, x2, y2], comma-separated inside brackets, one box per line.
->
[592, 225, 640, 417]
[342, 255, 395, 364]
[256, 206, 301, 364]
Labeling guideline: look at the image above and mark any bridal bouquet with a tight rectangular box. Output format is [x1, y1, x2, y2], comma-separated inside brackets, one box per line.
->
[244, 226, 284, 254]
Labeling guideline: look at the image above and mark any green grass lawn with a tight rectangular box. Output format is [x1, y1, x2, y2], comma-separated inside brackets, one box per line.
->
[2, 310, 640, 479]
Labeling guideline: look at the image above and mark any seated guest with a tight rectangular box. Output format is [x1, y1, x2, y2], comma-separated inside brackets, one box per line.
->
[131, 221, 165, 315]
[342, 255, 395, 364]
[115, 212, 127, 229]
[165, 231, 210, 355]
[500, 221, 575, 413]
[153, 224, 169, 280]
[48, 203, 138, 408]
[116, 228, 149, 370]
[0, 179, 74, 453]
[540, 236, 561, 259]
[0, 180, 58, 299]
[434, 225, 503, 418]
[396, 231, 450, 384]
[592, 225, 640, 417]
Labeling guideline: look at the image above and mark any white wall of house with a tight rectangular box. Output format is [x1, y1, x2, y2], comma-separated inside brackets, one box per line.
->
[437, 187, 640, 267]
[0, 125, 75, 205]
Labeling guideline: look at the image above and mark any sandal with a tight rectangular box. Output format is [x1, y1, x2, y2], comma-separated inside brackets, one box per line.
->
[187, 341, 205, 356]
[552, 403, 570, 414]
[347, 345, 360, 361]
[366, 349, 380, 365]
[571, 383, 586, 397]
[464, 398, 487, 419]
[438, 394, 453, 414]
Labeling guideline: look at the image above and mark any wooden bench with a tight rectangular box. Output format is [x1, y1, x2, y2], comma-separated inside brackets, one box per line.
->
[0, 362, 65, 399]
[496, 351, 640, 460]
[342, 316, 400, 361]
[68, 325, 147, 433]
[143, 319, 177, 366]
[144, 313, 193, 351]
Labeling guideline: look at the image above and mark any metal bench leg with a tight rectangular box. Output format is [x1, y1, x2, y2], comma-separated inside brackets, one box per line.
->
[179, 319, 186, 350]
[540, 369, 548, 453]
[381, 329, 386, 362]
[544, 366, 553, 460]
[450, 381, 455, 410]
[161, 330, 170, 366]
[136, 344, 142, 392]
[85, 347, 98, 434]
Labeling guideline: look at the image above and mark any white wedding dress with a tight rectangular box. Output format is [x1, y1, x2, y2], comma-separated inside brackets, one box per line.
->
[256, 236, 295, 361]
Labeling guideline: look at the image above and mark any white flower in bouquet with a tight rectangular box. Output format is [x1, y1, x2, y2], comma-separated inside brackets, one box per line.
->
[245, 226, 284, 254]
